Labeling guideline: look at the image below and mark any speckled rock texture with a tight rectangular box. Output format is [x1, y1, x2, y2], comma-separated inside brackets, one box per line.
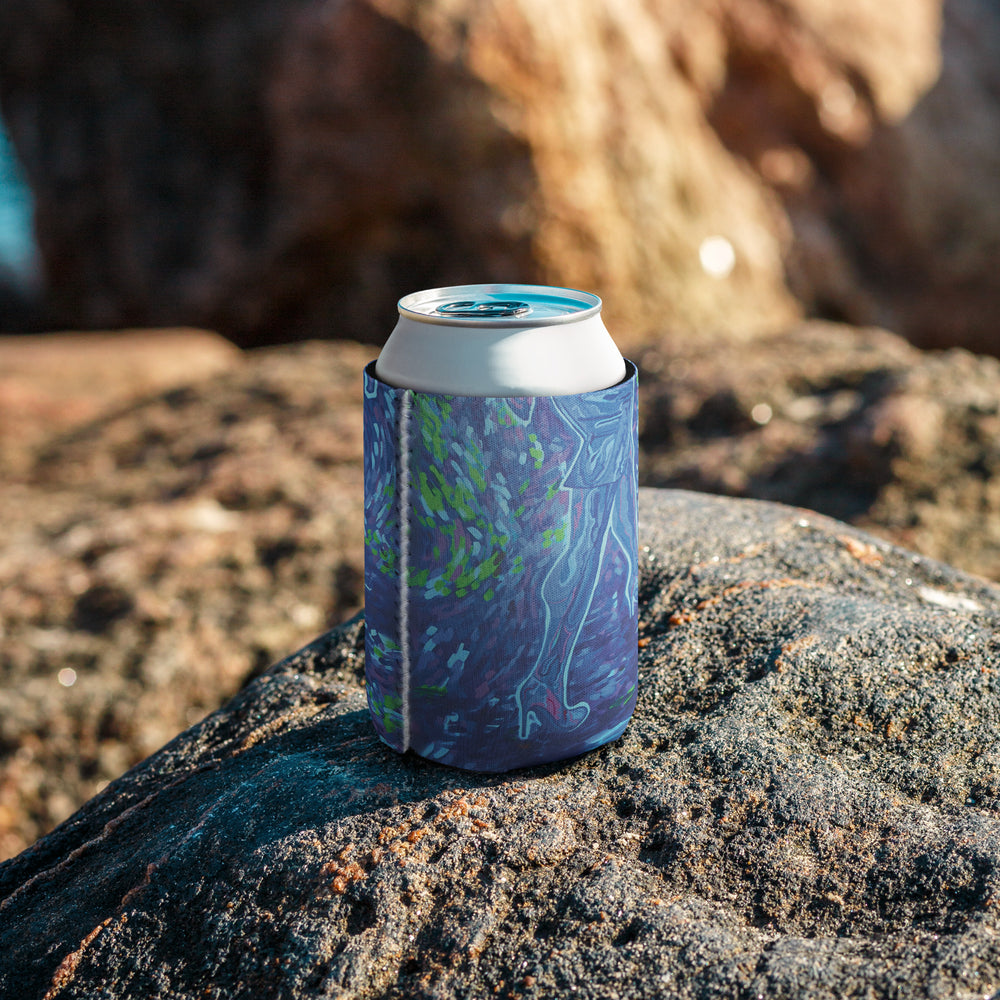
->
[3, 488, 1000, 1000]
[0, 338, 374, 861]
[5, 321, 1000, 864]
[0, 328, 241, 474]
[640, 322, 1000, 581]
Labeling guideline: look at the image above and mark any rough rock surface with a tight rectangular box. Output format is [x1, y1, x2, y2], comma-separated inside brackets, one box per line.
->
[0, 338, 375, 861]
[4, 488, 1000, 999]
[639, 321, 1000, 582]
[0, 328, 241, 474]
[6, 0, 1000, 351]
[5, 322, 1000, 861]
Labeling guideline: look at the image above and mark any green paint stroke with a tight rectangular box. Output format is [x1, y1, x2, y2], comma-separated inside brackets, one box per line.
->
[416, 396, 453, 462]
[528, 433, 544, 469]
[542, 523, 566, 549]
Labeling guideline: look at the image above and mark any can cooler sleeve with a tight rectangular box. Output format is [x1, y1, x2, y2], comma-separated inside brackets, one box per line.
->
[363, 360, 638, 772]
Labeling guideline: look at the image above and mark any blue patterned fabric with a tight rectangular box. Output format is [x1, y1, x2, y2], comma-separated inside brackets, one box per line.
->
[363, 360, 638, 772]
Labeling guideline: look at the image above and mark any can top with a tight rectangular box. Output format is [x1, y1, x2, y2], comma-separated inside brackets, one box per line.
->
[398, 283, 601, 327]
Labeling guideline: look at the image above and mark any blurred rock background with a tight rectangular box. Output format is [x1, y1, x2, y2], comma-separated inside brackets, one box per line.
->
[3, 0, 1000, 351]
[1, 0, 1000, 858]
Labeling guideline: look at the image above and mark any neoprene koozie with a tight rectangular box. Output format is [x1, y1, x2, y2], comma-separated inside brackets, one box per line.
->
[363, 293, 638, 773]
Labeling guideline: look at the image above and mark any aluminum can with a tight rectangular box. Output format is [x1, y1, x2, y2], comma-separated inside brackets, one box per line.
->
[363, 283, 638, 772]
[376, 283, 626, 395]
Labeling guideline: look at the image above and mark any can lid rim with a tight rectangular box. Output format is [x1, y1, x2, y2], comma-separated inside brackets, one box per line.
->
[397, 284, 602, 327]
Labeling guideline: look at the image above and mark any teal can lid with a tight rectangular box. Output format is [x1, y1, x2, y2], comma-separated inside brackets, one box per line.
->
[398, 283, 601, 326]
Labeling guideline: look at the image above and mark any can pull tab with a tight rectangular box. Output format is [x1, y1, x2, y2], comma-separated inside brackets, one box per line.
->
[436, 300, 530, 318]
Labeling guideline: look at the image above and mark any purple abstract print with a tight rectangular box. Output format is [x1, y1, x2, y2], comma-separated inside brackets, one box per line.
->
[363, 361, 638, 772]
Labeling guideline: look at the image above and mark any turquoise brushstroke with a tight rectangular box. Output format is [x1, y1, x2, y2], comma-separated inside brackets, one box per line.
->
[0, 121, 38, 279]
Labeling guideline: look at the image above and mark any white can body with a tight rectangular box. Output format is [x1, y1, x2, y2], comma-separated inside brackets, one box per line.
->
[375, 283, 625, 396]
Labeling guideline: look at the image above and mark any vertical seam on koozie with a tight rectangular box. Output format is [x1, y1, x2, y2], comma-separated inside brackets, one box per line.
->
[398, 389, 413, 751]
